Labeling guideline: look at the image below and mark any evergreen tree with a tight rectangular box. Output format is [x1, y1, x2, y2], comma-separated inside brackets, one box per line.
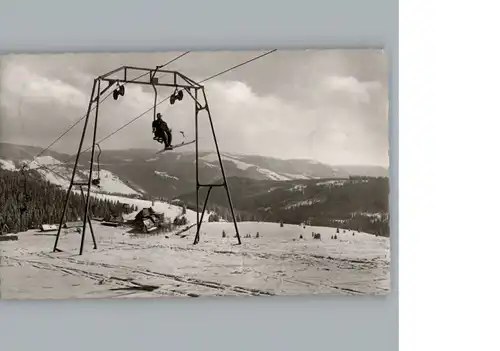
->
[0, 169, 132, 234]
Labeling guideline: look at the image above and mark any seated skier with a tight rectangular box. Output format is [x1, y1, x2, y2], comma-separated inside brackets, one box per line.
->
[152, 113, 172, 149]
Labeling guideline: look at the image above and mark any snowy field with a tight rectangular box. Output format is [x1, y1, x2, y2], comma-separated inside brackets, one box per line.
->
[0, 221, 390, 300]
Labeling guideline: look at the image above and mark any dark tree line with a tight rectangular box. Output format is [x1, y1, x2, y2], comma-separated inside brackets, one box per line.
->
[0, 169, 136, 234]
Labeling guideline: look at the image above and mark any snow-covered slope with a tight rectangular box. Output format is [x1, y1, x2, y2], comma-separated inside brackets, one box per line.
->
[20, 156, 85, 188]
[0, 221, 390, 299]
[201, 152, 312, 181]
[0, 153, 214, 224]
[316, 180, 347, 187]
[154, 171, 179, 181]
[80, 192, 205, 225]
[0, 159, 17, 171]
[201, 153, 254, 170]
[80, 169, 140, 196]
[6, 156, 142, 196]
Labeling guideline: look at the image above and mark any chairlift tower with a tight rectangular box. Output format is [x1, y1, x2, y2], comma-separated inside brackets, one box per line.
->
[52, 66, 242, 255]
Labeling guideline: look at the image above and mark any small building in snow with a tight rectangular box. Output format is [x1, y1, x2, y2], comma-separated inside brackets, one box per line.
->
[134, 207, 165, 233]
[40, 224, 58, 232]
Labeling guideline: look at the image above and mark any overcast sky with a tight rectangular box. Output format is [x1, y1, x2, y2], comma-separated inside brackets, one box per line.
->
[0, 49, 389, 167]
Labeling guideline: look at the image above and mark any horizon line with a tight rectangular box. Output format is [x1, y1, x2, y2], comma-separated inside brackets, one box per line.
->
[0, 141, 389, 169]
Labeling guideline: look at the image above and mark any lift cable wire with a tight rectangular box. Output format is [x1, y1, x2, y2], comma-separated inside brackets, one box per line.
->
[79, 49, 278, 154]
[25, 51, 191, 169]
[35, 49, 277, 179]
[198, 49, 277, 84]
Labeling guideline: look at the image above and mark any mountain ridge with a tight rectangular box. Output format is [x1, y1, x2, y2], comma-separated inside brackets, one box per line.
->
[0, 142, 388, 177]
[0, 142, 390, 236]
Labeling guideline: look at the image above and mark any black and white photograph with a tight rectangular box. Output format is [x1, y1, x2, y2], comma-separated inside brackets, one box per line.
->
[0, 49, 390, 299]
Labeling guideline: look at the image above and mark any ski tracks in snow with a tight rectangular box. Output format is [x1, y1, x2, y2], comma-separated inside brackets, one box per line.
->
[3, 252, 275, 298]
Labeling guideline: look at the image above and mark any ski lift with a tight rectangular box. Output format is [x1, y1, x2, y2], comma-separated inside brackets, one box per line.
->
[91, 143, 102, 188]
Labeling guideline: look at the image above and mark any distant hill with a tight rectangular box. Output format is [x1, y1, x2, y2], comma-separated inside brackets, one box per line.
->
[0, 142, 387, 197]
[0, 142, 389, 235]
[176, 176, 390, 236]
